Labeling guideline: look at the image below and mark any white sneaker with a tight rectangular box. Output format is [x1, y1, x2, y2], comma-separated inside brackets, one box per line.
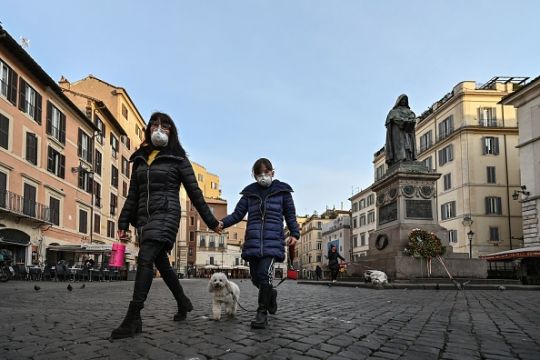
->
[332, 280, 337, 283]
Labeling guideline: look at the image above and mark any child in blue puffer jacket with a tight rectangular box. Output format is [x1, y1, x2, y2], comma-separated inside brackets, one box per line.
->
[219, 158, 300, 329]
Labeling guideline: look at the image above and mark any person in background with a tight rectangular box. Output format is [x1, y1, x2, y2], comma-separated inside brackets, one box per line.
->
[328, 244, 345, 283]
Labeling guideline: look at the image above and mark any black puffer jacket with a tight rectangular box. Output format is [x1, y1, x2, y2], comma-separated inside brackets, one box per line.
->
[118, 146, 219, 250]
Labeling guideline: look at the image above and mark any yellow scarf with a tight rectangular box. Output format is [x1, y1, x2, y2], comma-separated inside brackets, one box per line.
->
[147, 150, 159, 166]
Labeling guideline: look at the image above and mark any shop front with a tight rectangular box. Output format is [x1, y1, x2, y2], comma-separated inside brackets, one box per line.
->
[0, 228, 31, 265]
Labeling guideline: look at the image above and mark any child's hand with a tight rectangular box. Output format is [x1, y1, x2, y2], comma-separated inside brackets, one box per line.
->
[286, 236, 298, 247]
[213, 221, 224, 234]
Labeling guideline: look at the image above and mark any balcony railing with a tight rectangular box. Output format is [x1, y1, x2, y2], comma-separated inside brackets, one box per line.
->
[479, 119, 501, 127]
[209, 242, 216, 248]
[0, 189, 51, 224]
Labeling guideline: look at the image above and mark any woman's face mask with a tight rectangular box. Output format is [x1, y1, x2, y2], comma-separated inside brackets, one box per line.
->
[256, 172, 273, 187]
[151, 126, 169, 147]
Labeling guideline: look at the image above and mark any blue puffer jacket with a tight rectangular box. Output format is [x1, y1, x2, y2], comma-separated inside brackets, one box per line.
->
[222, 180, 300, 262]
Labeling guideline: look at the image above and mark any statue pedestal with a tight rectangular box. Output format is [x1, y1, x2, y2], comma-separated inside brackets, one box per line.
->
[348, 161, 487, 280]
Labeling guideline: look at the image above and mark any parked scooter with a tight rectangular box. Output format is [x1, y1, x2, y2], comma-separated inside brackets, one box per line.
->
[0, 249, 15, 282]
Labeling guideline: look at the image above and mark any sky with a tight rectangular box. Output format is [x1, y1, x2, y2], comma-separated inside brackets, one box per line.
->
[2, 0, 539, 215]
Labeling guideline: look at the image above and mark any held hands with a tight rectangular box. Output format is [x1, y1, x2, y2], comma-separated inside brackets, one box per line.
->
[213, 221, 224, 234]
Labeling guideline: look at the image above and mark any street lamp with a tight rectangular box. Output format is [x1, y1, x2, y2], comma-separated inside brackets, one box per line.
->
[467, 230, 475, 259]
[512, 185, 530, 201]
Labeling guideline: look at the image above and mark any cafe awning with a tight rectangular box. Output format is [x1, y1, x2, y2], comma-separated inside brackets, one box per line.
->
[480, 246, 540, 261]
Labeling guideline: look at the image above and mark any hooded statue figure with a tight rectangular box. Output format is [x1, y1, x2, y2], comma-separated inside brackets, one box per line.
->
[385, 94, 417, 166]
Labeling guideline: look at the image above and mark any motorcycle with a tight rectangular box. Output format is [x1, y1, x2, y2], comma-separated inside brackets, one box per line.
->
[0, 249, 15, 282]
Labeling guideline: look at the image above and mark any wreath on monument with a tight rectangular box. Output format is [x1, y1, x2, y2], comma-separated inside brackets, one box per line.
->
[404, 228, 448, 277]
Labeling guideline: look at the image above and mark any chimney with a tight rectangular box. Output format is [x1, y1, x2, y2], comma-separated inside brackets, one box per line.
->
[58, 76, 70, 90]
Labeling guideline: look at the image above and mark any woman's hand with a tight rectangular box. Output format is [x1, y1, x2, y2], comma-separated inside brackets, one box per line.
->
[286, 236, 298, 247]
[117, 230, 129, 240]
[213, 221, 224, 234]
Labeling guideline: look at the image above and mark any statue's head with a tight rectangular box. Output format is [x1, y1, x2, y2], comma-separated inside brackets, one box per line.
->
[394, 94, 409, 109]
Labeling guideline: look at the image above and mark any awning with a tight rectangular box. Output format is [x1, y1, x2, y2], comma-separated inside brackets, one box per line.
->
[233, 265, 250, 270]
[203, 264, 218, 269]
[480, 246, 540, 261]
[0, 239, 30, 247]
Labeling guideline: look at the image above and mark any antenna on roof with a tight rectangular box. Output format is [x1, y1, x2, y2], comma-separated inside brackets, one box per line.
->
[19, 37, 30, 49]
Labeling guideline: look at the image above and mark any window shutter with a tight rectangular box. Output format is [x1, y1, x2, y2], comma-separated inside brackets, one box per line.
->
[7, 68, 18, 106]
[59, 155, 65, 179]
[494, 137, 500, 155]
[485, 197, 490, 214]
[34, 92, 42, 124]
[46, 101, 52, 135]
[481, 137, 487, 155]
[77, 129, 82, 157]
[18, 78, 26, 111]
[47, 147, 53, 172]
[59, 113, 66, 144]
[448, 145, 453, 161]
[497, 197, 502, 214]
[88, 134, 93, 163]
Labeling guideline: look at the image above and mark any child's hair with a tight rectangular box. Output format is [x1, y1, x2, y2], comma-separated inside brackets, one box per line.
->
[252, 158, 274, 176]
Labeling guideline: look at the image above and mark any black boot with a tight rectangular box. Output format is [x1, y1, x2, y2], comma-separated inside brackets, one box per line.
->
[160, 267, 194, 321]
[110, 301, 143, 339]
[251, 285, 272, 329]
[268, 287, 277, 315]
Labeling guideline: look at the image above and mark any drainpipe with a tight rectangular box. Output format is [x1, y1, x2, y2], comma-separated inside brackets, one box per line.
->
[501, 103, 513, 250]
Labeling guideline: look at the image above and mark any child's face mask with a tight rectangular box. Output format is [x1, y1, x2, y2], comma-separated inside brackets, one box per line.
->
[256, 173, 273, 187]
[151, 126, 169, 147]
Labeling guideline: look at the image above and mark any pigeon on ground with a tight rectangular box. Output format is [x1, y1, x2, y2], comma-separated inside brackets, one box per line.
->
[80, 284, 86, 289]
[34, 285, 40, 291]
[435, 283, 440, 291]
[498, 285, 506, 291]
[67, 284, 73, 291]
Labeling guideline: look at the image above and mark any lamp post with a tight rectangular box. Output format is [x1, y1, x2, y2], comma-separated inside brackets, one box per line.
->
[467, 230, 475, 259]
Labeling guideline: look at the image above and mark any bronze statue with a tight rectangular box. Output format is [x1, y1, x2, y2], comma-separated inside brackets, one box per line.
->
[385, 94, 416, 166]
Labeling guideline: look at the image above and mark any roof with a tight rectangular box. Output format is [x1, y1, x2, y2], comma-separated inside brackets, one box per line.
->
[0, 26, 98, 131]
[480, 246, 540, 261]
[500, 75, 540, 105]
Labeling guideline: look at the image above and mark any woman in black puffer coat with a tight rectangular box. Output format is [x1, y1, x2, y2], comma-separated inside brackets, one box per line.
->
[111, 112, 220, 339]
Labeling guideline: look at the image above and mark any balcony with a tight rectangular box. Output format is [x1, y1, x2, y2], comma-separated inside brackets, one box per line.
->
[0, 189, 52, 224]
[478, 119, 501, 128]
[209, 242, 216, 248]
[437, 128, 454, 142]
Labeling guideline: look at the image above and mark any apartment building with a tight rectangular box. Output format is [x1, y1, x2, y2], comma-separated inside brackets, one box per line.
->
[349, 187, 376, 259]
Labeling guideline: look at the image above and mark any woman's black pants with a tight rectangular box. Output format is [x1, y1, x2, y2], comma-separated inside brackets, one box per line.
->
[330, 268, 339, 281]
[132, 240, 186, 306]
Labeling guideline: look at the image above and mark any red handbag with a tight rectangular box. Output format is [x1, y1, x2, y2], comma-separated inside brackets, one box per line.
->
[286, 244, 298, 280]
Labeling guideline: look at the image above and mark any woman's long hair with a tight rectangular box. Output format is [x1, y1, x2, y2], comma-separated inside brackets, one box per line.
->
[143, 112, 186, 157]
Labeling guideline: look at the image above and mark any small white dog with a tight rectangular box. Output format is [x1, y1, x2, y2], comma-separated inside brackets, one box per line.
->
[208, 272, 240, 321]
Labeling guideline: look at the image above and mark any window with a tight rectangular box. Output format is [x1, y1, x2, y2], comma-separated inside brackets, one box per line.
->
[359, 199, 366, 209]
[78, 129, 92, 163]
[18, 79, 42, 123]
[46, 101, 66, 144]
[121, 135, 131, 150]
[367, 194, 374, 206]
[0, 171, 6, 208]
[111, 165, 119, 188]
[78, 171, 91, 193]
[135, 125, 142, 139]
[353, 235, 358, 248]
[188, 247, 193, 256]
[443, 173, 452, 191]
[317, 242, 322, 250]
[489, 227, 500, 242]
[479, 107, 497, 127]
[482, 137, 499, 155]
[375, 165, 385, 180]
[200, 235, 206, 247]
[352, 202, 358, 212]
[438, 115, 454, 140]
[94, 150, 102, 176]
[438, 144, 453, 166]
[94, 116, 105, 145]
[360, 233, 366, 246]
[79, 209, 88, 234]
[47, 146, 65, 178]
[107, 220, 115, 238]
[353, 217, 358, 228]
[367, 211, 375, 224]
[197, 174, 203, 182]
[110, 193, 117, 216]
[190, 217, 195, 226]
[209, 235, 216, 248]
[49, 197, 60, 226]
[23, 183, 36, 217]
[25, 133, 38, 165]
[0, 113, 8, 149]
[419, 130, 433, 152]
[487, 166, 496, 184]
[121, 104, 128, 119]
[421, 156, 433, 170]
[209, 256, 214, 265]
[219, 235, 225, 248]
[0, 59, 18, 105]
[110, 134, 119, 159]
[122, 181, 128, 197]
[94, 214, 101, 234]
[485, 197, 502, 215]
[441, 201, 456, 220]
[360, 214, 366, 226]
[448, 230, 457, 243]
[94, 181, 101, 207]
[121, 156, 130, 177]
[189, 231, 195, 242]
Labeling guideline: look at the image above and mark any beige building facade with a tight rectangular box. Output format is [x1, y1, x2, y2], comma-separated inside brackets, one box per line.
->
[349, 187, 376, 259]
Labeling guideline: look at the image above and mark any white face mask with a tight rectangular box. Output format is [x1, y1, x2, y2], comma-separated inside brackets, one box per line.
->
[256, 173, 273, 187]
[151, 127, 169, 147]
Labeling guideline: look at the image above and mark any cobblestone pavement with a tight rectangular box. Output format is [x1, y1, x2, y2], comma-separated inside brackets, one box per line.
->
[1, 279, 539, 360]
